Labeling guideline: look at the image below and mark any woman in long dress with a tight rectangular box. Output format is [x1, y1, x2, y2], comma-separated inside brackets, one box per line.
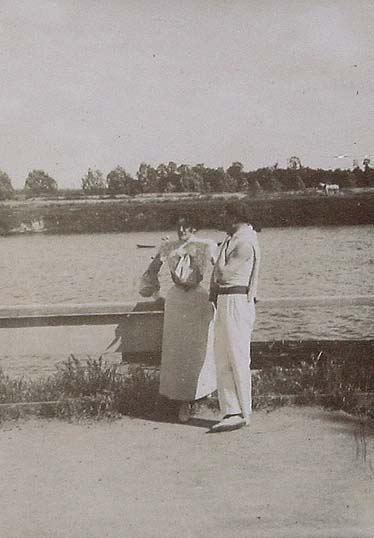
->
[139, 217, 217, 422]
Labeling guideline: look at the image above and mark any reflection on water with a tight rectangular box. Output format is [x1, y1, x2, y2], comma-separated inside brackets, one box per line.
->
[0, 225, 373, 376]
[1, 226, 373, 304]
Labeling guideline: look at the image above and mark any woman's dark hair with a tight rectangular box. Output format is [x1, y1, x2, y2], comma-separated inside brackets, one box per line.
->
[176, 215, 198, 230]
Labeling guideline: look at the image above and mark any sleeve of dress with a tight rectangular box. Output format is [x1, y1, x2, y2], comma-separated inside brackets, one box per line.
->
[138, 252, 163, 298]
[159, 239, 178, 262]
[208, 240, 219, 264]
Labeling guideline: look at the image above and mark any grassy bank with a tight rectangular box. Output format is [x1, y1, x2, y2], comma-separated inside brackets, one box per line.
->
[1, 189, 374, 235]
[1, 352, 373, 422]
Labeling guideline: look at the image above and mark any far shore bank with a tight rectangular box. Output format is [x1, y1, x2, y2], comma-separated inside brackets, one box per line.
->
[1, 189, 373, 235]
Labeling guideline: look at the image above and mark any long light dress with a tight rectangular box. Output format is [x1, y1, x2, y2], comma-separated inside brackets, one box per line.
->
[152, 237, 217, 401]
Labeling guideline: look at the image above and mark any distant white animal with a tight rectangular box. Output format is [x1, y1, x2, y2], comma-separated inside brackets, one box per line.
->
[318, 183, 340, 195]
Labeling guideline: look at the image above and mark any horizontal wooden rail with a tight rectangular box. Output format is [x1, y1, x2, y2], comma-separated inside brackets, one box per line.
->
[0, 297, 373, 369]
[0, 295, 373, 329]
[260, 295, 374, 307]
[0, 300, 161, 328]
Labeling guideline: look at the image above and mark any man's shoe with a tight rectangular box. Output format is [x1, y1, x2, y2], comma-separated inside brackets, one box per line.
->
[209, 415, 246, 433]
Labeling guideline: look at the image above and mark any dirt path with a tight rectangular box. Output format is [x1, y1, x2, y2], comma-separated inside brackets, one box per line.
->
[1, 406, 373, 538]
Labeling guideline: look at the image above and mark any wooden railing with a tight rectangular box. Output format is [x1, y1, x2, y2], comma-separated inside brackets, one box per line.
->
[0, 296, 373, 368]
[0, 295, 373, 329]
[0, 300, 163, 328]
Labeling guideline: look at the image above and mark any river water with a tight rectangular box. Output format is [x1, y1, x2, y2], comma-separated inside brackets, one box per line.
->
[0, 226, 373, 377]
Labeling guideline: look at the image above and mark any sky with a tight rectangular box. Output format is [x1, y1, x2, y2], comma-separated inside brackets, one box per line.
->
[0, 0, 373, 188]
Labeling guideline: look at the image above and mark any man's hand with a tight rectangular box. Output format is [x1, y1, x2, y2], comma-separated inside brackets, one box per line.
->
[209, 296, 218, 309]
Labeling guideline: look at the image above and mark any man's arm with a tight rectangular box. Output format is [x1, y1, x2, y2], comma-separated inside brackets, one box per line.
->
[247, 237, 260, 302]
[209, 239, 227, 303]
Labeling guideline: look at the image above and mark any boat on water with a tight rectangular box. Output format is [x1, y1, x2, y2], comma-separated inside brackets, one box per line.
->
[137, 244, 156, 249]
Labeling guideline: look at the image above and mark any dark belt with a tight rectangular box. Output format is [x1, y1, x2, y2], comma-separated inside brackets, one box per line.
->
[216, 286, 249, 295]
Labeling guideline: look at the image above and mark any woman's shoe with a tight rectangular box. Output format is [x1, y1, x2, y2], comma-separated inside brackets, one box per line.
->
[178, 402, 192, 423]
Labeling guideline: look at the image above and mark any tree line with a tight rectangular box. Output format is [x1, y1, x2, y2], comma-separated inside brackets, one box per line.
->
[1, 157, 374, 200]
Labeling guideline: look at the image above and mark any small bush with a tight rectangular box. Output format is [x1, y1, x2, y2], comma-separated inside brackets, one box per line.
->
[253, 351, 374, 413]
[0, 356, 159, 420]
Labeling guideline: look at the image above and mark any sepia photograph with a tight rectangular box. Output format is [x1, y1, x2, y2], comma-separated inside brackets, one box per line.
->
[0, 1, 373, 536]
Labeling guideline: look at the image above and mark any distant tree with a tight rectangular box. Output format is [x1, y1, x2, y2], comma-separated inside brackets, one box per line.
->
[136, 162, 148, 183]
[277, 168, 305, 191]
[176, 164, 204, 192]
[363, 157, 371, 173]
[155, 163, 171, 192]
[328, 168, 355, 189]
[137, 163, 158, 192]
[287, 156, 302, 170]
[164, 181, 177, 193]
[352, 161, 364, 184]
[141, 161, 183, 193]
[156, 163, 168, 180]
[24, 169, 58, 196]
[203, 167, 228, 192]
[223, 171, 238, 192]
[189, 164, 208, 191]
[245, 174, 262, 196]
[107, 166, 139, 195]
[0, 169, 14, 200]
[163, 161, 181, 192]
[265, 175, 283, 192]
[297, 167, 321, 189]
[362, 157, 374, 185]
[341, 172, 356, 189]
[166, 161, 178, 174]
[252, 179, 263, 194]
[227, 162, 244, 182]
[81, 168, 106, 195]
[253, 167, 282, 192]
[192, 163, 206, 176]
[177, 164, 192, 191]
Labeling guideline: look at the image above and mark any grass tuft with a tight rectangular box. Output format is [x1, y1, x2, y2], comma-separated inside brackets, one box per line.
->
[0, 356, 159, 421]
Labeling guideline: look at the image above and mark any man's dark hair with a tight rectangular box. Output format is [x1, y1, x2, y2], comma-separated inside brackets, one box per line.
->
[224, 202, 261, 231]
[224, 202, 249, 224]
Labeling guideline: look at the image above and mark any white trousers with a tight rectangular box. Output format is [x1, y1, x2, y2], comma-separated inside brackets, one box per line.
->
[214, 295, 256, 419]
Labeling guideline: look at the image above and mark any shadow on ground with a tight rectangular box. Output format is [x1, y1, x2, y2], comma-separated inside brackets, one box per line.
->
[317, 407, 374, 438]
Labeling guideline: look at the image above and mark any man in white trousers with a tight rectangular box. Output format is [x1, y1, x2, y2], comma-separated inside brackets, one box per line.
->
[209, 207, 260, 432]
